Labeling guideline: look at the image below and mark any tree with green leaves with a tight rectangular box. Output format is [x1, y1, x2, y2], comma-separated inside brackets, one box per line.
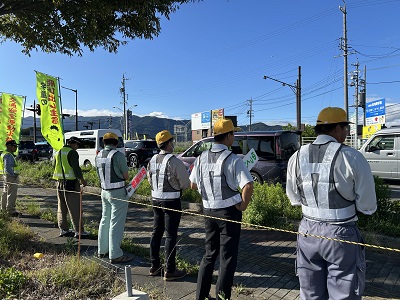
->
[282, 123, 315, 137]
[0, 0, 199, 56]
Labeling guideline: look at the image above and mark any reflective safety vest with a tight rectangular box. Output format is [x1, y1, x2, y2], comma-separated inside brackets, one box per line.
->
[198, 149, 241, 209]
[52, 147, 76, 180]
[96, 149, 125, 190]
[0, 151, 20, 175]
[297, 142, 356, 222]
[149, 154, 181, 200]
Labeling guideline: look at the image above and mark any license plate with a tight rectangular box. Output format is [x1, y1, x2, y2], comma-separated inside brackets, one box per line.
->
[22, 150, 28, 154]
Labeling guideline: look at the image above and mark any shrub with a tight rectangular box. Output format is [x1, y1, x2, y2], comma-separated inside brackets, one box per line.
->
[0, 267, 27, 299]
[243, 182, 301, 228]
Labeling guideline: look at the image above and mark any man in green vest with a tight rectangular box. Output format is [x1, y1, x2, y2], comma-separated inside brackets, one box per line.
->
[53, 136, 88, 238]
[0, 140, 21, 217]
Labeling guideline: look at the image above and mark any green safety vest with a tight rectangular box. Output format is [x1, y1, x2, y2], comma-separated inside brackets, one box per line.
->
[0, 151, 20, 175]
[52, 146, 76, 180]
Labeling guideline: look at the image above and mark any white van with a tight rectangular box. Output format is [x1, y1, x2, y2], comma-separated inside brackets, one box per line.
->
[359, 127, 400, 180]
[64, 129, 125, 167]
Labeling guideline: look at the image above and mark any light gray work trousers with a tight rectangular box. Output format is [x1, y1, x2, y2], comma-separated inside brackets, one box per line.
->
[1, 174, 19, 214]
[296, 218, 366, 300]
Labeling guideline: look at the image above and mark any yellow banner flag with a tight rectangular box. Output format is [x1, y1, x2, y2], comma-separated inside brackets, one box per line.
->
[36, 72, 64, 151]
[0, 93, 24, 152]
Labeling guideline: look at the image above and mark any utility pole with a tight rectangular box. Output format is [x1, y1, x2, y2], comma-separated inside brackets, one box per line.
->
[340, 1, 349, 121]
[247, 98, 253, 131]
[296, 66, 302, 130]
[350, 61, 360, 147]
[120, 74, 128, 139]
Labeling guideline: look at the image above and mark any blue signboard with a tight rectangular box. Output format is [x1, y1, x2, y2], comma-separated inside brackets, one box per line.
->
[366, 99, 385, 118]
[201, 111, 210, 123]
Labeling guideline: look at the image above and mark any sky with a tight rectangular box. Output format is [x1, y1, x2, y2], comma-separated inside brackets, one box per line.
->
[1, 0, 400, 129]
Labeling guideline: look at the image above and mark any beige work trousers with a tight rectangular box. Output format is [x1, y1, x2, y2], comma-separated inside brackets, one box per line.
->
[56, 180, 83, 232]
[1, 174, 19, 214]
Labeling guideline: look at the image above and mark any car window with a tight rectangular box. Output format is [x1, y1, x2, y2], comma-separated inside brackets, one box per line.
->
[125, 141, 134, 148]
[231, 137, 245, 154]
[247, 136, 275, 158]
[19, 141, 35, 149]
[142, 141, 158, 148]
[370, 135, 395, 151]
[184, 139, 213, 157]
[79, 137, 96, 149]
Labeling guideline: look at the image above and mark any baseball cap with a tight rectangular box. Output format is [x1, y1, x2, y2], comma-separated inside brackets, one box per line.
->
[103, 132, 118, 140]
[156, 130, 173, 146]
[67, 136, 81, 144]
[316, 107, 352, 125]
[213, 118, 240, 136]
[6, 140, 19, 146]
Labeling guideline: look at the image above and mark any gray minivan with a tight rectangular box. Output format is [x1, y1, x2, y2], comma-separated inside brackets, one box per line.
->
[177, 130, 301, 184]
[359, 127, 400, 180]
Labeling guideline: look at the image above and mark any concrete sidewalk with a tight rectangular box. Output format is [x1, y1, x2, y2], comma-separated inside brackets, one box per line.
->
[17, 185, 400, 300]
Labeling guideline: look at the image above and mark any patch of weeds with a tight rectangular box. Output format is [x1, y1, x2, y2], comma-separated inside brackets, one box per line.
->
[29, 255, 125, 299]
[233, 283, 252, 296]
[121, 237, 150, 257]
[0, 267, 27, 299]
[40, 209, 57, 224]
[176, 254, 199, 275]
[64, 237, 78, 255]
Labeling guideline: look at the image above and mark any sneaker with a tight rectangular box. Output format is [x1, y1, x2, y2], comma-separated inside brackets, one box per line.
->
[149, 266, 163, 276]
[59, 229, 74, 237]
[74, 231, 90, 239]
[110, 253, 134, 264]
[163, 269, 187, 281]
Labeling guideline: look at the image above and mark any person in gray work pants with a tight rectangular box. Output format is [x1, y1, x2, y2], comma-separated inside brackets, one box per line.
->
[286, 107, 377, 300]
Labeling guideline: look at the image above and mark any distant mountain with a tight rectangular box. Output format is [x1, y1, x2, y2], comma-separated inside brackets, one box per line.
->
[21, 116, 282, 141]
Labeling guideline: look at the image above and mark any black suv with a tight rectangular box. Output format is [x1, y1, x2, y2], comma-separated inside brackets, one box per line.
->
[35, 142, 53, 160]
[124, 140, 160, 168]
[18, 140, 38, 162]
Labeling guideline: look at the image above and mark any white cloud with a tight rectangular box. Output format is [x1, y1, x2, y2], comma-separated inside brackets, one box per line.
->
[148, 111, 169, 118]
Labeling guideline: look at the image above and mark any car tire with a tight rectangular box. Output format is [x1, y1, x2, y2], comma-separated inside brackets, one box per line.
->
[129, 155, 139, 168]
[250, 171, 263, 184]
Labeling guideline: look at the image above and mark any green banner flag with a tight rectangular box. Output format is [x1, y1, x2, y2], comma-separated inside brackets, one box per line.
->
[36, 72, 64, 151]
[0, 93, 23, 152]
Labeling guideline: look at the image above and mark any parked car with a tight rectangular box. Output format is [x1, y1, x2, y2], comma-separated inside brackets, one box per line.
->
[17, 140, 38, 162]
[124, 140, 160, 168]
[177, 130, 301, 184]
[35, 142, 53, 160]
[359, 127, 400, 180]
[65, 129, 125, 167]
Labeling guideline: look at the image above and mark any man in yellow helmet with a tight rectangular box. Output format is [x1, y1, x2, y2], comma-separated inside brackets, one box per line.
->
[53, 136, 88, 238]
[0, 140, 21, 217]
[286, 107, 377, 299]
[96, 132, 133, 264]
[147, 130, 190, 280]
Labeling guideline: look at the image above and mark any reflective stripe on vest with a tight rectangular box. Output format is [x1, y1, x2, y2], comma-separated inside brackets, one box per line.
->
[297, 142, 356, 222]
[149, 154, 181, 199]
[198, 149, 241, 209]
[96, 150, 125, 190]
[0, 151, 20, 175]
[52, 147, 76, 180]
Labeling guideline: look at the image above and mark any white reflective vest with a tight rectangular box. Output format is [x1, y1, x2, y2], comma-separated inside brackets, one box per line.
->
[198, 149, 241, 209]
[297, 142, 356, 222]
[96, 150, 125, 190]
[149, 154, 181, 200]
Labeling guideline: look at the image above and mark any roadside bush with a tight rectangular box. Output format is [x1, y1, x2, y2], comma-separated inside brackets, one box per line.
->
[243, 182, 301, 228]
[358, 176, 400, 236]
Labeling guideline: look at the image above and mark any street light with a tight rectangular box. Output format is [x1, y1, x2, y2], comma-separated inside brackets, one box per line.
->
[263, 66, 302, 130]
[61, 86, 78, 131]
